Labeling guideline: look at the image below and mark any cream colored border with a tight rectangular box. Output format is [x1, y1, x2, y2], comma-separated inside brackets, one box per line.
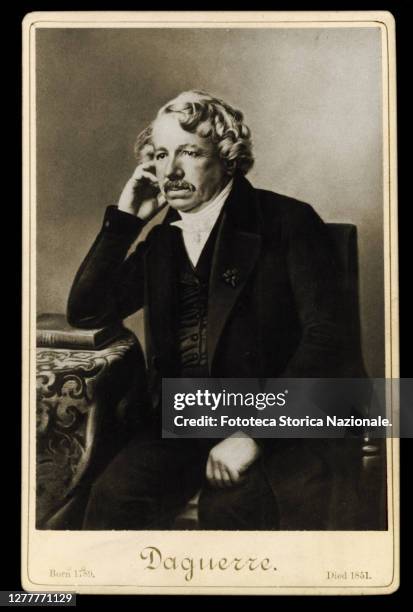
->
[22, 11, 399, 595]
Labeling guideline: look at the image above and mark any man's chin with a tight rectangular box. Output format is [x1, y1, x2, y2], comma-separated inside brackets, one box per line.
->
[166, 196, 199, 212]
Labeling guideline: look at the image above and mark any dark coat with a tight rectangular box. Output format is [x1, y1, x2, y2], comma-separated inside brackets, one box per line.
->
[67, 175, 360, 529]
[68, 175, 345, 376]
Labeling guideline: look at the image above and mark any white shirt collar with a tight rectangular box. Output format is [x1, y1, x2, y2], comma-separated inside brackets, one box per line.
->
[170, 178, 233, 234]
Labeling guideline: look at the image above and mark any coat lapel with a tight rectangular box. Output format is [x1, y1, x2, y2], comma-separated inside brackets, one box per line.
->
[207, 176, 262, 371]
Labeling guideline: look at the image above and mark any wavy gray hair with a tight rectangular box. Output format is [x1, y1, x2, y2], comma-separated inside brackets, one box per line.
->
[134, 90, 254, 176]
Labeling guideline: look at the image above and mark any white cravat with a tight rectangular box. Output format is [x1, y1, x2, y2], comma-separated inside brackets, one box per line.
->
[170, 179, 233, 266]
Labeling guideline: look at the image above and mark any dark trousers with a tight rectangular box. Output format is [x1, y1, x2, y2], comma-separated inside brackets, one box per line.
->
[82, 429, 279, 530]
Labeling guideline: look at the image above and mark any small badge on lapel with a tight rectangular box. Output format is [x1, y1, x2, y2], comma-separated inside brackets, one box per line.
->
[222, 268, 239, 288]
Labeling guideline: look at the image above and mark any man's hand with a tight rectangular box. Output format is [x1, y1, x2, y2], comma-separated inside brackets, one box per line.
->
[117, 162, 166, 220]
[206, 433, 261, 488]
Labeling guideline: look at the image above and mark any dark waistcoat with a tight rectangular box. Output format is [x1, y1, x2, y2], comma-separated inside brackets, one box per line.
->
[171, 215, 222, 378]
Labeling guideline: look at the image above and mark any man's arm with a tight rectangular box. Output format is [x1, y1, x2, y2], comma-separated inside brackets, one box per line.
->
[67, 207, 148, 328]
[279, 201, 344, 377]
[68, 161, 165, 328]
[206, 201, 344, 487]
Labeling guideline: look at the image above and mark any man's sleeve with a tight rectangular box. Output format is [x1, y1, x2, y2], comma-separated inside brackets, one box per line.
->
[278, 201, 344, 378]
[67, 206, 149, 328]
[253, 203, 345, 456]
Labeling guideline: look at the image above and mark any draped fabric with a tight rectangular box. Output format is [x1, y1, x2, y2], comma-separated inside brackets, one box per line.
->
[36, 331, 143, 526]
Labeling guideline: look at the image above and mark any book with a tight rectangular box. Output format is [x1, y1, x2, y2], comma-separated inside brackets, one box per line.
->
[36, 313, 124, 349]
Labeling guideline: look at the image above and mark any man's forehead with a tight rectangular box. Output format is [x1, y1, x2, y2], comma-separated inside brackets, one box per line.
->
[152, 113, 212, 149]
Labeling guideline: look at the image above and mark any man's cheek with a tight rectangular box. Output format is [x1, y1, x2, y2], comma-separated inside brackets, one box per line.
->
[182, 164, 197, 183]
[156, 174, 167, 194]
[154, 162, 165, 180]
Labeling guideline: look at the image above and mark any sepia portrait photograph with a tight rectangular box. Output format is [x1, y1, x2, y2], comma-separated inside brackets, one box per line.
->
[22, 11, 398, 595]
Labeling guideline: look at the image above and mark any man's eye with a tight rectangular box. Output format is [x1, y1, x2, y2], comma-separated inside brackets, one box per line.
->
[155, 152, 167, 160]
[182, 150, 197, 157]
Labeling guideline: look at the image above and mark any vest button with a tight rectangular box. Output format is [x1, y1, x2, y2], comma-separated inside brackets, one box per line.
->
[191, 334, 199, 341]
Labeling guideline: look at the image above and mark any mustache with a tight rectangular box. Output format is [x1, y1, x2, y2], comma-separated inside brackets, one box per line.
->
[164, 180, 196, 193]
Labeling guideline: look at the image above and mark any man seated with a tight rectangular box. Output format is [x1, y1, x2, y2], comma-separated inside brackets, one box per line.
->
[67, 90, 345, 530]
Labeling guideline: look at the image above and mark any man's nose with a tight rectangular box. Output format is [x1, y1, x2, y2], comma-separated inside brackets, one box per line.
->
[165, 156, 184, 180]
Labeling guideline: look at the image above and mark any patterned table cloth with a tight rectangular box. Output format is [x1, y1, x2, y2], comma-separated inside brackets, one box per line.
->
[36, 331, 145, 527]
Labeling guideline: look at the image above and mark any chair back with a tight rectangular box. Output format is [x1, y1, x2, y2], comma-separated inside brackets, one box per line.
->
[326, 223, 366, 377]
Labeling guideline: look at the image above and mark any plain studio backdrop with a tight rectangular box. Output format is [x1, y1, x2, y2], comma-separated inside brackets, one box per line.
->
[36, 26, 384, 377]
